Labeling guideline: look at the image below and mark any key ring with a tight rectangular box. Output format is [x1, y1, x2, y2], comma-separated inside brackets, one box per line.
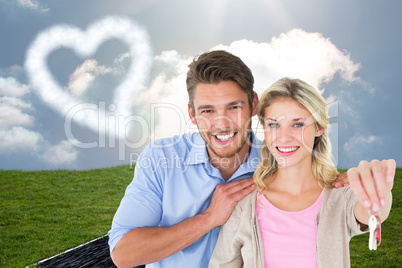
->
[375, 215, 381, 246]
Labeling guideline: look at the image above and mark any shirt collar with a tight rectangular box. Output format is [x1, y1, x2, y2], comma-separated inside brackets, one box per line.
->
[185, 133, 209, 165]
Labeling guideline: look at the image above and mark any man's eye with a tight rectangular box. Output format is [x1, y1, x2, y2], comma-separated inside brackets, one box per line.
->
[229, 105, 241, 110]
[201, 110, 213, 114]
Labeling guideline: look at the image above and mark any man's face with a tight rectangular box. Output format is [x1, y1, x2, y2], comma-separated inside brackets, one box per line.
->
[188, 81, 258, 160]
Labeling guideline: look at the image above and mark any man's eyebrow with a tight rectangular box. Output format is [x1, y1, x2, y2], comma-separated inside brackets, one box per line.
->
[226, 100, 245, 107]
[197, 100, 245, 111]
[197, 105, 214, 111]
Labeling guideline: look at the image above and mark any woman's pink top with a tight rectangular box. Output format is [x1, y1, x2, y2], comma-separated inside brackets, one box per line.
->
[255, 190, 324, 267]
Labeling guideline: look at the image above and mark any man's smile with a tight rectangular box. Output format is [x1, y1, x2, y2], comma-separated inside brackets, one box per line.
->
[213, 132, 237, 145]
[215, 132, 235, 141]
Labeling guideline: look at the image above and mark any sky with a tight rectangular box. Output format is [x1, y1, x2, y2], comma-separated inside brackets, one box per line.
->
[0, 0, 401, 170]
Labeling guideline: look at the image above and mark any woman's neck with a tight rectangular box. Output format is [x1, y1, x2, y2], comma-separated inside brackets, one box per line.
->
[268, 161, 320, 195]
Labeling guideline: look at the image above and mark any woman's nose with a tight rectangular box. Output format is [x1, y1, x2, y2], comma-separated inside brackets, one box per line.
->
[275, 127, 293, 143]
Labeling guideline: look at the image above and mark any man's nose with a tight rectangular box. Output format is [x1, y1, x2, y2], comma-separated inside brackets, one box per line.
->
[213, 114, 232, 130]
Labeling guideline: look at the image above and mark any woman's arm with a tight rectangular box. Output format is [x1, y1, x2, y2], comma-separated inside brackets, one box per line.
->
[348, 159, 395, 224]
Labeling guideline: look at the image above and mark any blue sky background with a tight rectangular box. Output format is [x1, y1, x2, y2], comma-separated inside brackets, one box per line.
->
[0, 0, 401, 170]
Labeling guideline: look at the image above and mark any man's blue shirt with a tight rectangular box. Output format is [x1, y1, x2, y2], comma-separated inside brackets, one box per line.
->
[109, 132, 261, 267]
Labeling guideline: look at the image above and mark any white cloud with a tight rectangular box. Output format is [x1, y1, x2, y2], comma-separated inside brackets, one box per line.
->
[132, 50, 192, 140]
[25, 16, 152, 138]
[67, 59, 115, 96]
[0, 74, 77, 165]
[0, 76, 30, 97]
[0, 96, 32, 110]
[17, 0, 36, 8]
[0, 77, 34, 130]
[141, 29, 362, 141]
[17, 0, 49, 12]
[212, 29, 360, 95]
[0, 78, 40, 147]
[343, 135, 382, 152]
[113, 52, 132, 75]
[0, 126, 43, 150]
[41, 140, 78, 164]
[0, 102, 34, 130]
[114, 52, 131, 64]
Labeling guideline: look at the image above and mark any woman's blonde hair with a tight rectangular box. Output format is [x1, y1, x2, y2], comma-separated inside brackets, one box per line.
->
[254, 77, 338, 190]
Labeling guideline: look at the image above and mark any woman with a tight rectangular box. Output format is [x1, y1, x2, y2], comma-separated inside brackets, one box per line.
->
[209, 78, 394, 267]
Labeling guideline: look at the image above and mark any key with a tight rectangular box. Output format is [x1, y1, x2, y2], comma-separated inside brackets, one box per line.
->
[368, 215, 378, 250]
[368, 215, 381, 250]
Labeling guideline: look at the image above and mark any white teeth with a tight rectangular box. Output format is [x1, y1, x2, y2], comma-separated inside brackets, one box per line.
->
[277, 147, 299, 153]
[216, 133, 235, 141]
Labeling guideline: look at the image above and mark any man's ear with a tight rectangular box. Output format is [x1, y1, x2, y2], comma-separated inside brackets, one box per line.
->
[251, 91, 259, 116]
[188, 102, 197, 125]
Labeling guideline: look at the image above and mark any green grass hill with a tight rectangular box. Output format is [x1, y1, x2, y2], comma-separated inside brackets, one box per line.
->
[0, 166, 400, 267]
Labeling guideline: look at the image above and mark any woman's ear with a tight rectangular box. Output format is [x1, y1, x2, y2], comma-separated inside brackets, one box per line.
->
[315, 126, 324, 137]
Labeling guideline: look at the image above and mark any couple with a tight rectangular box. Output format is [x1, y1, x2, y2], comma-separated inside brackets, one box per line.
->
[109, 50, 395, 267]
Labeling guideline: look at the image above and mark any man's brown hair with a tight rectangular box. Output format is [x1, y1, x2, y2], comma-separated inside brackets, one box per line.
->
[186, 50, 254, 111]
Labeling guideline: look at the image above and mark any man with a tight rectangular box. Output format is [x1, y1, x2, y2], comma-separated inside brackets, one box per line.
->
[109, 50, 395, 268]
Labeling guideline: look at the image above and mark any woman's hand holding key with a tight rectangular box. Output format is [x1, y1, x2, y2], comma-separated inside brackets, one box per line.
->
[348, 159, 395, 224]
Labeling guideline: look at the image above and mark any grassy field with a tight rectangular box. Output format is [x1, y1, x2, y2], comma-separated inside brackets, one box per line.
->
[348, 168, 401, 267]
[0, 166, 400, 267]
[0, 166, 134, 268]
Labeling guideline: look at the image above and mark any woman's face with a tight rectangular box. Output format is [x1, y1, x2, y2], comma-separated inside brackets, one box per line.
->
[263, 97, 323, 169]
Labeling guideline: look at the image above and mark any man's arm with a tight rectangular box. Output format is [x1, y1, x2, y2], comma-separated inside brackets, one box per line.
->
[111, 178, 255, 268]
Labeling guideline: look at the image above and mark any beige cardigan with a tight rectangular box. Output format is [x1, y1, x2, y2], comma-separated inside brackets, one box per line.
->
[209, 187, 368, 268]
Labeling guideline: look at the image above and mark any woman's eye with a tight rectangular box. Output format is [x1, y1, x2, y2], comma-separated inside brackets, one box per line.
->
[268, 123, 279, 128]
[294, 123, 304, 128]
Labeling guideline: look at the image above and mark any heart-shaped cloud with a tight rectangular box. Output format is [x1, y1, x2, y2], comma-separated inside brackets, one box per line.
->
[25, 16, 152, 140]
